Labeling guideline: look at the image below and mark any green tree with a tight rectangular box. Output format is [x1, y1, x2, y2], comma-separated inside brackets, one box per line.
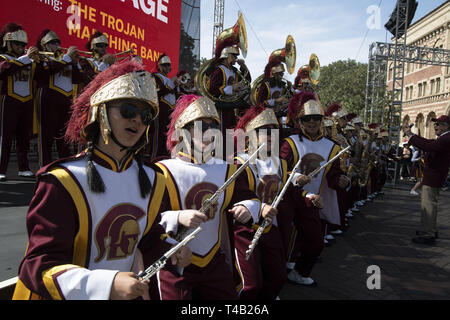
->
[179, 23, 200, 76]
[317, 59, 368, 116]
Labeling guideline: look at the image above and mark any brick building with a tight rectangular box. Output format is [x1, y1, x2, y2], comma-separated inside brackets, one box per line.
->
[386, 1, 450, 139]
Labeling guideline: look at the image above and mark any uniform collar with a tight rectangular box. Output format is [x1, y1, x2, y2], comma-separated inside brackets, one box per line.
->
[301, 131, 324, 142]
[177, 151, 222, 165]
[92, 147, 134, 172]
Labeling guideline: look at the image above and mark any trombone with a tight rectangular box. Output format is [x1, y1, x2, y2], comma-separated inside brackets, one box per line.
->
[37, 48, 134, 61]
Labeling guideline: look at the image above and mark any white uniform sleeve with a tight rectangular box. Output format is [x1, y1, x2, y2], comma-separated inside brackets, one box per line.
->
[291, 172, 302, 186]
[233, 199, 261, 224]
[17, 55, 32, 65]
[159, 210, 180, 235]
[222, 85, 233, 96]
[55, 268, 118, 300]
[97, 62, 110, 72]
[266, 99, 276, 107]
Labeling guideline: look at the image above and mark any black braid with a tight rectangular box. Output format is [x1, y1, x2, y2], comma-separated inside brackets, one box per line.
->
[135, 150, 152, 198]
[86, 141, 105, 193]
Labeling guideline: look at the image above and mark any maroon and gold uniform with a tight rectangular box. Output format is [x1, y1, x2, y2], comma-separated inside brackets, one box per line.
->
[0, 23, 35, 177]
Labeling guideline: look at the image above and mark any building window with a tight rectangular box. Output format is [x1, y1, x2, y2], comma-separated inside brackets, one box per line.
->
[418, 83, 422, 97]
[436, 78, 441, 93]
[423, 82, 427, 96]
[406, 87, 409, 100]
[431, 79, 435, 95]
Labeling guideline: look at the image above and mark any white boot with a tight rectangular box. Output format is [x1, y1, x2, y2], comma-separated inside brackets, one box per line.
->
[287, 270, 316, 286]
[18, 170, 34, 177]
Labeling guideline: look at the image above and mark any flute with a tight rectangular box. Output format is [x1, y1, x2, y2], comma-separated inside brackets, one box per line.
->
[245, 145, 351, 260]
[139, 143, 266, 280]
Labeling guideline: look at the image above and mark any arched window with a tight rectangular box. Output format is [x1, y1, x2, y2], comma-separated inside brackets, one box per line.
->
[425, 112, 437, 139]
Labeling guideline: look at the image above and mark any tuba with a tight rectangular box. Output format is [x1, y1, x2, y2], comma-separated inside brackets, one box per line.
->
[309, 53, 320, 85]
[194, 12, 249, 103]
[250, 35, 296, 105]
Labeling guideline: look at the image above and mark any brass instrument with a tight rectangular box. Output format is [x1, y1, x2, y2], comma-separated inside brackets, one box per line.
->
[194, 12, 249, 103]
[347, 133, 363, 181]
[250, 35, 296, 105]
[309, 53, 320, 85]
[358, 129, 374, 187]
[37, 47, 92, 60]
[113, 49, 134, 61]
[44, 48, 134, 60]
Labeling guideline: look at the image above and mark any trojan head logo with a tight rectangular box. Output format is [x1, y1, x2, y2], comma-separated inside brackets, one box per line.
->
[94, 204, 145, 263]
[300, 153, 325, 177]
[227, 76, 235, 86]
[271, 91, 281, 99]
[185, 182, 219, 220]
[257, 175, 281, 204]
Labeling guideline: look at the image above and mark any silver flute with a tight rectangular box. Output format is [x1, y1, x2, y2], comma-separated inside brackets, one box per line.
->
[139, 144, 265, 280]
[137, 227, 201, 281]
[245, 145, 351, 260]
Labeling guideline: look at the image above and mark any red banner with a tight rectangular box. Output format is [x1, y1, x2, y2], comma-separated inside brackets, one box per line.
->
[1, 0, 181, 76]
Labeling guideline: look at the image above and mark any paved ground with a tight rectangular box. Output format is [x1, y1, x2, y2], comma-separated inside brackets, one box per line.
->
[280, 184, 450, 300]
[1, 155, 450, 300]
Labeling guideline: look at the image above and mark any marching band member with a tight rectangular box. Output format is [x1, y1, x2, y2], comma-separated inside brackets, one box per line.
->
[12, 60, 191, 300]
[256, 57, 293, 123]
[325, 103, 353, 234]
[232, 105, 288, 299]
[79, 31, 115, 84]
[0, 23, 36, 181]
[155, 94, 261, 300]
[379, 129, 392, 194]
[209, 39, 251, 135]
[359, 123, 378, 203]
[174, 70, 194, 97]
[34, 29, 83, 166]
[343, 123, 360, 218]
[293, 65, 319, 100]
[351, 116, 366, 207]
[368, 124, 382, 197]
[280, 92, 348, 286]
[148, 53, 176, 159]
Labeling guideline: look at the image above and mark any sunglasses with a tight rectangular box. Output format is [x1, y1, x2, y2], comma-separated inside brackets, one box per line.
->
[186, 121, 219, 133]
[110, 103, 154, 125]
[256, 128, 277, 134]
[95, 43, 108, 48]
[48, 39, 61, 45]
[301, 115, 323, 122]
[11, 41, 26, 47]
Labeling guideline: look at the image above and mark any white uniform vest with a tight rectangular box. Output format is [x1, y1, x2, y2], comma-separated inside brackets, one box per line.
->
[218, 64, 237, 96]
[236, 154, 288, 227]
[285, 134, 341, 225]
[155, 72, 176, 107]
[0, 54, 35, 102]
[49, 158, 161, 299]
[45, 54, 77, 95]
[157, 157, 261, 267]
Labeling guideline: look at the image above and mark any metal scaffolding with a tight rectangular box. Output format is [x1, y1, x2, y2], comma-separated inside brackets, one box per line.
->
[364, 0, 450, 185]
[212, 0, 225, 58]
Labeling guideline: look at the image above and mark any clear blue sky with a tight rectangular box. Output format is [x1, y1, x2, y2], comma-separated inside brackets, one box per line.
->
[200, 0, 448, 81]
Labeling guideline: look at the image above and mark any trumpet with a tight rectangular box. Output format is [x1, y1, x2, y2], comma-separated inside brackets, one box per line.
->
[36, 47, 92, 60]
[113, 48, 134, 57]
[113, 49, 135, 61]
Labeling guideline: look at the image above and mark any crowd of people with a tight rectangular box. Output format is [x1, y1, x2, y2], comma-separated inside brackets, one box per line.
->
[2, 19, 449, 301]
